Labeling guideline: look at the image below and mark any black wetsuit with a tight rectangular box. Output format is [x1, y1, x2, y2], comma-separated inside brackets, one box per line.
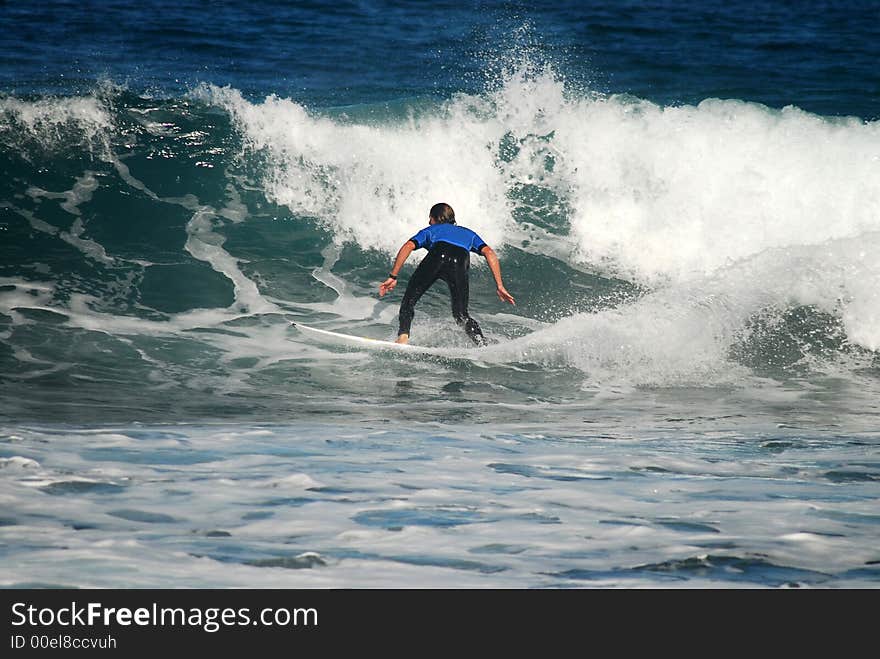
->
[398, 241, 486, 345]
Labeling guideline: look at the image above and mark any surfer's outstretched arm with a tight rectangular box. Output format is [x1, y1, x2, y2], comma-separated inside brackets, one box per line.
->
[379, 239, 416, 296]
[480, 246, 515, 305]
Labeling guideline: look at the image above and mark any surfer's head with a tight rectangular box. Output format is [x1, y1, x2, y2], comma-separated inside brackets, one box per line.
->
[429, 202, 456, 225]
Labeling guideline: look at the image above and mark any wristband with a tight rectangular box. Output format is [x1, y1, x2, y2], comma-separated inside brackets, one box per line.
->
[388, 273, 397, 280]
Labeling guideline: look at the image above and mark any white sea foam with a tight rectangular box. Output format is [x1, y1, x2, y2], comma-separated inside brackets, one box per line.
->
[556, 97, 880, 285]
[196, 67, 880, 374]
[196, 84, 515, 253]
[479, 232, 880, 382]
[196, 68, 880, 285]
[0, 95, 113, 153]
[1, 422, 877, 587]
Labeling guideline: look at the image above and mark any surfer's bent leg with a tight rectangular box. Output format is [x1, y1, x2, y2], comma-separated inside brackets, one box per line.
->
[444, 245, 486, 346]
[398, 248, 443, 337]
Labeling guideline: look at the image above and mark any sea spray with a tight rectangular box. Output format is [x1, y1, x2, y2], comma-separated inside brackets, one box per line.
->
[198, 67, 880, 286]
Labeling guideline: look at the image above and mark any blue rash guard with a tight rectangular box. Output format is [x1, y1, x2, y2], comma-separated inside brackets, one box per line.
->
[408, 224, 487, 254]
[398, 222, 488, 345]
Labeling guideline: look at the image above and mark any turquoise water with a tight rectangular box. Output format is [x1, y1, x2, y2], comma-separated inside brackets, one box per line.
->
[1, 1, 879, 587]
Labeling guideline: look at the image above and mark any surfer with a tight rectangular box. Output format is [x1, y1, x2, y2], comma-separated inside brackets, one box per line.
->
[378, 202, 515, 345]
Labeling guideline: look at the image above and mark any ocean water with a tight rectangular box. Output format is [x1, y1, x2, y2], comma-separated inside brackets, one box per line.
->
[1, 0, 879, 588]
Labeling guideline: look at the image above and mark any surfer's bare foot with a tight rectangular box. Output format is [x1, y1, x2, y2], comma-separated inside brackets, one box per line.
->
[396, 333, 409, 344]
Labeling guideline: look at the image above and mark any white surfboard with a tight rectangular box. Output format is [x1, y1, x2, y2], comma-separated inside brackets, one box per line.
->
[291, 322, 456, 357]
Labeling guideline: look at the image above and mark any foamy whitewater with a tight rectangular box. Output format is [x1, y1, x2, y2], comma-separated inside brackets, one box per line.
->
[1, 0, 879, 588]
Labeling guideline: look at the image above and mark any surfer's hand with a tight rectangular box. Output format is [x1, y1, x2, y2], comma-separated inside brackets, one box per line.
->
[497, 285, 515, 305]
[379, 277, 397, 297]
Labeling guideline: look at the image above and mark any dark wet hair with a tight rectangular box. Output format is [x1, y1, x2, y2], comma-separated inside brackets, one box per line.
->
[429, 202, 456, 225]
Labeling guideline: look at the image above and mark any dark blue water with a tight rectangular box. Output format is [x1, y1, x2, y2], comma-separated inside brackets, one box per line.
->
[3, 1, 878, 118]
